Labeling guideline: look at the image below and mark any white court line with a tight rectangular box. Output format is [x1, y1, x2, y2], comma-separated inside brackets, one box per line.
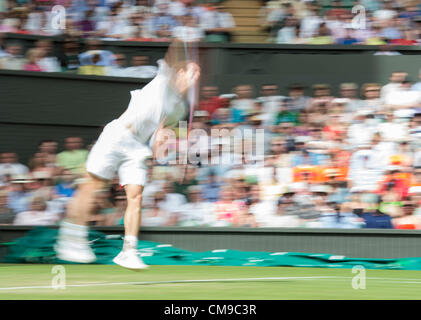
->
[1, 275, 421, 291]
[0, 276, 343, 291]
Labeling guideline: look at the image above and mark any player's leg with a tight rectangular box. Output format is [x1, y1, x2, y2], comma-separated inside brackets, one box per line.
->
[56, 172, 108, 263]
[113, 184, 148, 270]
[55, 120, 122, 263]
[123, 184, 144, 245]
[66, 172, 108, 224]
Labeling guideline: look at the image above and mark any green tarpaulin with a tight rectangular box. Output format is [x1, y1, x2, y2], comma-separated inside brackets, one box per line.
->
[3, 227, 421, 270]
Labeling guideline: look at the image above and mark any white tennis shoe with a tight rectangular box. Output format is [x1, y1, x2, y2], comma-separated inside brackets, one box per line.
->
[55, 238, 96, 264]
[113, 249, 149, 270]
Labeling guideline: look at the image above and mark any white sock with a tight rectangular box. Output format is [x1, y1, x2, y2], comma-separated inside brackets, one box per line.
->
[59, 221, 89, 241]
[123, 235, 138, 251]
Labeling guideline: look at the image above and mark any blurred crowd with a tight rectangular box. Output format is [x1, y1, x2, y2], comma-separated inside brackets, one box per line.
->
[262, 0, 421, 45]
[0, 36, 167, 76]
[1, 0, 421, 48]
[0, 0, 235, 43]
[1, 70, 421, 229]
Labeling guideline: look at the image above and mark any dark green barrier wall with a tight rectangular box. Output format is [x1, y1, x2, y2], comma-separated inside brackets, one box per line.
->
[0, 71, 146, 162]
[1, 226, 421, 259]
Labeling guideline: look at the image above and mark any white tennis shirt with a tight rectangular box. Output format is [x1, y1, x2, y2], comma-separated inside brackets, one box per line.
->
[118, 59, 188, 145]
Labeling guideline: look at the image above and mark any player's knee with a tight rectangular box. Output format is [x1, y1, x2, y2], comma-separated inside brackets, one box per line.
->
[126, 192, 143, 208]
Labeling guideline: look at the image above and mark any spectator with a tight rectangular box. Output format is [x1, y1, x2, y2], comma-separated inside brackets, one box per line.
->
[412, 68, 421, 92]
[233, 200, 259, 227]
[124, 11, 154, 40]
[7, 174, 36, 214]
[54, 169, 77, 198]
[107, 53, 128, 77]
[275, 99, 299, 126]
[213, 186, 242, 226]
[149, 1, 179, 39]
[276, 16, 300, 44]
[336, 27, 360, 45]
[37, 139, 59, 163]
[0, 190, 15, 225]
[156, 180, 187, 214]
[13, 196, 60, 226]
[318, 202, 365, 228]
[77, 9, 96, 35]
[200, 3, 235, 42]
[309, 22, 334, 44]
[285, 83, 310, 112]
[106, 192, 127, 226]
[261, 195, 301, 227]
[96, 6, 130, 40]
[377, 111, 408, 142]
[176, 185, 215, 226]
[23, 48, 45, 72]
[259, 0, 286, 39]
[56, 136, 89, 176]
[299, 1, 322, 40]
[58, 37, 81, 73]
[124, 55, 158, 78]
[34, 39, 61, 72]
[361, 194, 394, 229]
[141, 191, 174, 226]
[392, 198, 420, 229]
[257, 84, 284, 123]
[230, 84, 256, 123]
[384, 77, 421, 118]
[78, 38, 115, 68]
[78, 52, 107, 75]
[359, 82, 382, 112]
[201, 171, 222, 203]
[380, 71, 408, 103]
[172, 14, 204, 42]
[198, 86, 228, 117]
[0, 42, 25, 70]
[0, 152, 29, 184]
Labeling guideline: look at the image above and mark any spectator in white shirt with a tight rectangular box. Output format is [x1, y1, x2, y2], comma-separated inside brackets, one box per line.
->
[384, 78, 421, 118]
[106, 53, 128, 77]
[140, 191, 174, 226]
[158, 181, 187, 214]
[256, 84, 284, 126]
[348, 133, 392, 191]
[260, 196, 301, 227]
[299, 3, 323, 39]
[0, 152, 29, 184]
[380, 71, 408, 104]
[373, 0, 397, 22]
[412, 68, 421, 92]
[34, 39, 61, 72]
[0, 42, 25, 70]
[347, 111, 379, 147]
[124, 55, 158, 78]
[172, 14, 204, 42]
[277, 16, 301, 44]
[176, 185, 216, 226]
[359, 82, 383, 112]
[13, 196, 60, 226]
[378, 111, 409, 142]
[96, 7, 130, 39]
[200, 4, 235, 42]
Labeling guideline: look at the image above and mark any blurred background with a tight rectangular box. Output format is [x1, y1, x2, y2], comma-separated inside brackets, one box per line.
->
[0, 0, 421, 233]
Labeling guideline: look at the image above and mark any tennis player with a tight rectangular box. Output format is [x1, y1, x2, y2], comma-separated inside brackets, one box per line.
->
[55, 42, 200, 270]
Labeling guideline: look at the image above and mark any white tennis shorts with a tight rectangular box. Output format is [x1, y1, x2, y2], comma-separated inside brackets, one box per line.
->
[86, 120, 153, 186]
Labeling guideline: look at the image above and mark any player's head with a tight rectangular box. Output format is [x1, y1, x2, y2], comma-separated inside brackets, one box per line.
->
[164, 40, 200, 94]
